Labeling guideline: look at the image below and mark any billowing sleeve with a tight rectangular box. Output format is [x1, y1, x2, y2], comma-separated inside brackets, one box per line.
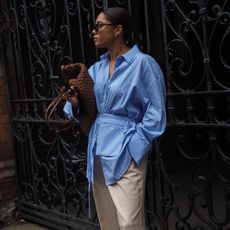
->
[127, 57, 166, 165]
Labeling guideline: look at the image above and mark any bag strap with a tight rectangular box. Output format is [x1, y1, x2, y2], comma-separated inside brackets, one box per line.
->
[45, 94, 64, 121]
[45, 91, 76, 131]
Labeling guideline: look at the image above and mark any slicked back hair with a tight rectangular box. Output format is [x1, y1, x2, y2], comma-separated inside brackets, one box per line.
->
[102, 7, 134, 47]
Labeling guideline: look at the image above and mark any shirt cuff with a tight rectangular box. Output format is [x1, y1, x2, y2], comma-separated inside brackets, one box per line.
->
[127, 131, 151, 165]
[63, 101, 79, 123]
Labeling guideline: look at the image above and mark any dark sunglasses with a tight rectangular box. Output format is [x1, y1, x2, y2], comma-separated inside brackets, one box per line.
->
[90, 23, 116, 32]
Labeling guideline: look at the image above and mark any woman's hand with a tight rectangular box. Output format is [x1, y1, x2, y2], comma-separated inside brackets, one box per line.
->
[60, 86, 79, 109]
[67, 93, 79, 109]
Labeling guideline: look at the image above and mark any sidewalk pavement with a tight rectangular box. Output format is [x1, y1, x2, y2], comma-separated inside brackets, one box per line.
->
[1, 223, 49, 230]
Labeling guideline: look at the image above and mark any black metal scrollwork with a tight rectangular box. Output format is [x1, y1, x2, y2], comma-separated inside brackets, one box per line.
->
[1, 0, 230, 229]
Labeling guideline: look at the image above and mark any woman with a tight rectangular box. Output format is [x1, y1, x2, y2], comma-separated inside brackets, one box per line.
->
[65, 7, 166, 230]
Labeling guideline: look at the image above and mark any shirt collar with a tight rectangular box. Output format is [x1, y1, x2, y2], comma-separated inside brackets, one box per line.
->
[122, 45, 140, 63]
[100, 45, 140, 63]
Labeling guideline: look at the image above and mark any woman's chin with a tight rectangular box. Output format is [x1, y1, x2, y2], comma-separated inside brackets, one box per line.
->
[94, 43, 105, 49]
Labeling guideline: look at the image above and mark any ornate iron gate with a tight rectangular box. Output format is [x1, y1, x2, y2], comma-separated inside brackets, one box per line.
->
[0, 0, 230, 229]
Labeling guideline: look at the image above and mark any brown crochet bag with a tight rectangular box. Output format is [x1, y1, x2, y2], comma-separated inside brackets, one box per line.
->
[45, 63, 97, 135]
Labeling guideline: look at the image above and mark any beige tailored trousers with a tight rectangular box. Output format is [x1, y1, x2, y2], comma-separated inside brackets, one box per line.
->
[92, 156, 147, 230]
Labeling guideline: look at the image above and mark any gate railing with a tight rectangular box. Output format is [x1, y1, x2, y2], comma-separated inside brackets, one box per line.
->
[1, 0, 230, 229]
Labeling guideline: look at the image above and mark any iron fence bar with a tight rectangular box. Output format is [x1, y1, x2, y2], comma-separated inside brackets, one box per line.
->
[64, 0, 73, 63]
[1, 0, 230, 229]
[9, 0, 27, 99]
[77, 0, 85, 63]
[168, 90, 230, 96]
[143, 0, 151, 53]
[21, 0, 36, 99]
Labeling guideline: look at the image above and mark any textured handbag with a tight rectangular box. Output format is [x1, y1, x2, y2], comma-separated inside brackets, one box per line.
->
[45, 63, 97, 135]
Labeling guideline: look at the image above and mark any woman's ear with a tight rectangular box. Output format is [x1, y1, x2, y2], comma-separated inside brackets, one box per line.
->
[114, 25, 123, 38]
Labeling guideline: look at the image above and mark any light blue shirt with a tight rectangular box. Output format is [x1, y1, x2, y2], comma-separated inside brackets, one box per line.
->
[86, 45, 166, 186]
[63, 102, 79, 123]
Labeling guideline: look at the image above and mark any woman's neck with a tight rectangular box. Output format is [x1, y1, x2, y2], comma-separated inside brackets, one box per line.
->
[108, 42, 130, 62]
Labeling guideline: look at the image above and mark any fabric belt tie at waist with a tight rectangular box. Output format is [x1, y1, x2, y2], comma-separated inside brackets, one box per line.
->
[97, 113, 138, 126]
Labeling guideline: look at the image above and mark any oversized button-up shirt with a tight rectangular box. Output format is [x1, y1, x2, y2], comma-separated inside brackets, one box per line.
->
[86, 45, 166, 186]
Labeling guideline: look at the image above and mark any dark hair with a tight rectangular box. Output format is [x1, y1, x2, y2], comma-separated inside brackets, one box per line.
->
[102, 7, 135, 47]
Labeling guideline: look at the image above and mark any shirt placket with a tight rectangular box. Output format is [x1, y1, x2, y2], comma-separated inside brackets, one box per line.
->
[102, 57, 124, 113]
[102, 78, 109, 113]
